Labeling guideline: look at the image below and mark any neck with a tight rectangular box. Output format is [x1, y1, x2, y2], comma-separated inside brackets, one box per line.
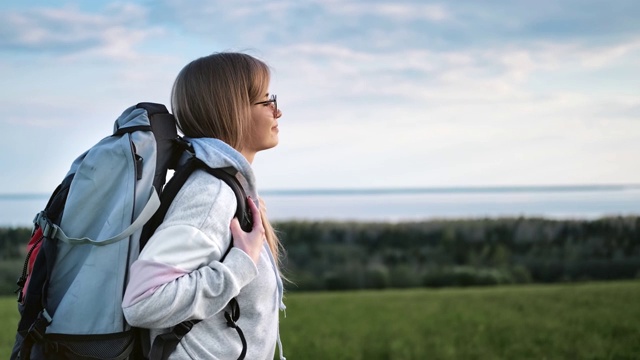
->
[240, 149, 255, 164]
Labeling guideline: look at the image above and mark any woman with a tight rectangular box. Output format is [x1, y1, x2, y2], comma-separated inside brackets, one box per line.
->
[122, 52, 286, 360]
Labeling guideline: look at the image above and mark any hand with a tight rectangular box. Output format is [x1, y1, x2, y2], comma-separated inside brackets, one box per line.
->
[230, 196, 265, 265]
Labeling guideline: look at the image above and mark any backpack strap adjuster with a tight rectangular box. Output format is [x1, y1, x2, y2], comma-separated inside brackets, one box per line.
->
[34, 212, 58, 239]
[26, 309, 52, 343]
[20, 310, 52, 359]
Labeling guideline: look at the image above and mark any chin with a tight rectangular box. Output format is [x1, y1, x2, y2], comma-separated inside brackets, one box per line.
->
[259, 141, 279, 152]
[269, 135, 279, 147]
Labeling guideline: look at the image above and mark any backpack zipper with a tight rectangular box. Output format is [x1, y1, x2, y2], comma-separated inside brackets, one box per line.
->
[16, 231, 44, 303]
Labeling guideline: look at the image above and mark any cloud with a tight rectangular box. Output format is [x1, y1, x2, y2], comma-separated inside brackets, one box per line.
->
[0, 3, 165, 61]
[325, 2, 450, 22]
[158, 0, 640, 62]
[444, 0, 640, 44]
[270, 33, 640, 113]
[161, 0, 452, 49]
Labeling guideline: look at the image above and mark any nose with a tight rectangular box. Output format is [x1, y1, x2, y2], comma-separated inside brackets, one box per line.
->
[275, 108, 282, 119]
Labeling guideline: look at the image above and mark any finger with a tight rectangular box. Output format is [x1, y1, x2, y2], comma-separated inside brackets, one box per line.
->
[248, 196, 264, 232]
[229, 217, 242, 233]
[247, 196, 262, 223]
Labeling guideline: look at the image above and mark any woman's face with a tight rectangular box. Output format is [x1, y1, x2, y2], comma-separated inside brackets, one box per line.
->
[245, 91, 282, 156]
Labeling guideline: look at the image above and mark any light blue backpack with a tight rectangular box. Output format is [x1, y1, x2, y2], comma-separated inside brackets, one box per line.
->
[12, 103, 251, 360]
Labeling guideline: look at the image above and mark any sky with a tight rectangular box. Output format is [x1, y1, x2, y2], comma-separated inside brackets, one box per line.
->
[1, 0, 639, 194]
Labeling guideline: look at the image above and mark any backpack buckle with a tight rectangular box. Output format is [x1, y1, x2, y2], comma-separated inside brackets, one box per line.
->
[32, 211, 45, 226]
[26, 310, 52, 343]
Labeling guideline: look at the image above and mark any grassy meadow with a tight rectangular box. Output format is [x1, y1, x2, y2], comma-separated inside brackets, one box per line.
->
[1, 280, 639, 359]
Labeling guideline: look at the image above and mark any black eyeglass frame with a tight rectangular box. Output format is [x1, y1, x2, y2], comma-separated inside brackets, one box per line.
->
[254, 94, 277, 114]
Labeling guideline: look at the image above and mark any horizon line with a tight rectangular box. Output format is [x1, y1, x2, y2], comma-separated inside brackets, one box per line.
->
[2, 183, 640, 199]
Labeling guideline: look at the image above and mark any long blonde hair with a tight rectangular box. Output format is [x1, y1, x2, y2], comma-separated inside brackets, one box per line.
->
[171, 52, 283, 266]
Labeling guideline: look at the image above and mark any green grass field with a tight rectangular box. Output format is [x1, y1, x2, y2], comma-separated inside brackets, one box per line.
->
[2, 281, 639, 359]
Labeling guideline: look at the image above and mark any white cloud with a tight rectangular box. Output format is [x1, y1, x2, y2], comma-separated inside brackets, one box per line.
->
[326, 2, 451, 22]
[0, 3, 165, 61]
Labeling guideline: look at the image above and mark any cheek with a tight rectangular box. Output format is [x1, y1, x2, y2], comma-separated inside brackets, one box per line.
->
[250, 107, 262, 123]
[246, 111, 273, 142]
[255, 111, 272, 129]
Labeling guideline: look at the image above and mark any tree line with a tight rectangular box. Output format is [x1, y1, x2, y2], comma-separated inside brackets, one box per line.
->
[1, 216, 639, 295]
[275, 216, 640, 291]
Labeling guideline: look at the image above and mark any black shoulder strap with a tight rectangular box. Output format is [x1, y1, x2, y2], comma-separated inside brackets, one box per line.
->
[200, 164, 253, 233]
[136, 103, 182, 194]
[140, 155, 253, 250]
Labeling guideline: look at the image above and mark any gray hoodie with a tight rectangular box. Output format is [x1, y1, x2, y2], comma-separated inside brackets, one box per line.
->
[122, 138, 286, 360]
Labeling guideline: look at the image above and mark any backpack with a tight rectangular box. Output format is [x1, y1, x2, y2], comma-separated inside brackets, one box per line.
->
[11, 103, 252, 360]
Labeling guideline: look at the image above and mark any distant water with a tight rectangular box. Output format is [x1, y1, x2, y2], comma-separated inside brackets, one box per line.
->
[2, 185, 640, 227]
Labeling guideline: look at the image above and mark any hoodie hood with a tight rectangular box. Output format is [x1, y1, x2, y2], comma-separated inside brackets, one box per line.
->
[187, 137, 259, 199]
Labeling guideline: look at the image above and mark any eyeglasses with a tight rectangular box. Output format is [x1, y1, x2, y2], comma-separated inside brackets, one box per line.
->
[254, 94, 277, 114]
